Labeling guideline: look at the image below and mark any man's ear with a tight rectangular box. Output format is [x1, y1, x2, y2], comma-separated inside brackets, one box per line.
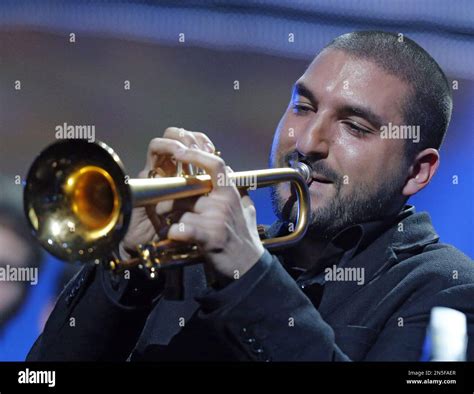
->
[402, 148, 440, 197]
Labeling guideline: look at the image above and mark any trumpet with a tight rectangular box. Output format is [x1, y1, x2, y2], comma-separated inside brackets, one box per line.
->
[24, 140, 311, 275]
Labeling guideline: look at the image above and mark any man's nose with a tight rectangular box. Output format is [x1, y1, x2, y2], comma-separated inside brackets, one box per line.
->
[295, 113, 331, 158]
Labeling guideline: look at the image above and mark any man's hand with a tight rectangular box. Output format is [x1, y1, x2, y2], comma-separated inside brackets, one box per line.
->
[125, 127, 265, 283]
[120, 127, 216, 259]
[168, 146, 265, 282]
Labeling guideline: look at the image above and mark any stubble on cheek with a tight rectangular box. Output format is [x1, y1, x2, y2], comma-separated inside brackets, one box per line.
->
[272, 179, 340, 223]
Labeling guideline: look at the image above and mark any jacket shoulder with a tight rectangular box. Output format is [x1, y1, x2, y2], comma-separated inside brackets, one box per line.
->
[398, 242, 474, 288]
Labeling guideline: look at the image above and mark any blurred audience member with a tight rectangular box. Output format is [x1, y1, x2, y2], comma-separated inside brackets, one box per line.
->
[0, 175, 42, 334]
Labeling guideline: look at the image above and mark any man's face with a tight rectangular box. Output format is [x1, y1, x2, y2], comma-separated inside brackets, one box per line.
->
[270, 49, 411, 238]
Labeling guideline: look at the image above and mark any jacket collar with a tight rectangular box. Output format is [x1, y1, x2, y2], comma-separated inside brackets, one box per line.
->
[267, 205, 439, 261]
[326, 206, 439, 316]
[389, 206, 439, 253]
[267, 205, 440, 316]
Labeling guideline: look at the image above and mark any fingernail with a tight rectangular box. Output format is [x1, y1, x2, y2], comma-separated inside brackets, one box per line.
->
[191, 143, 199, 150]
[205, 142, 214, 153]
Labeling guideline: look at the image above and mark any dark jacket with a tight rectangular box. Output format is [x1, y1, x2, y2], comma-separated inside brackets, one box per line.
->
[27, 206, 474, 361]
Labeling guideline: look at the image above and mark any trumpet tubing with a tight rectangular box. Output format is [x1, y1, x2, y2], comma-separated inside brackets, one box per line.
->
[24, 140, 311, 266]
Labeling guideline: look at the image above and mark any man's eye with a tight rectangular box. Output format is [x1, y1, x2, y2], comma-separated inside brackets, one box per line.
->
[344, 121, 372, 136]
[292, 104, 312, 115]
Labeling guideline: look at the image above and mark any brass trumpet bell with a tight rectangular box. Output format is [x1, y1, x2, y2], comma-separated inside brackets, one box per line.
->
[24, 140, 132, 263]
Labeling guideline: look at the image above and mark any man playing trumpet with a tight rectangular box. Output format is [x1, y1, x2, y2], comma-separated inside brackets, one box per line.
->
[28, 31, 474, 361]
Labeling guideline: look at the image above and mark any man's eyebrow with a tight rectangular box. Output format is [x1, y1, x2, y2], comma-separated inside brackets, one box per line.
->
[340, 105, 385, 130]
[293, 82, 386, 129]
[292, 82, 317, 105]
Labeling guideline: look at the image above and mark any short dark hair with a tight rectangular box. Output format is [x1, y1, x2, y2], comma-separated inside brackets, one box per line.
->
[325, 31, 452, 158]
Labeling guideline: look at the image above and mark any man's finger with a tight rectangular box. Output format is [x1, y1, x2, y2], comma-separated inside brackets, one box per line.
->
[174, 147, 236, 194]
[145, 137, 188, 170]
[168, 221, 209, 244]
[163, 127, 215, 153]
[193, 196, 226, 214]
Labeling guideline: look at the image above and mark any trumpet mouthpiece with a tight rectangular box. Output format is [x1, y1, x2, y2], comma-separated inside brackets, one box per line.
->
[295, 162, 312, 185]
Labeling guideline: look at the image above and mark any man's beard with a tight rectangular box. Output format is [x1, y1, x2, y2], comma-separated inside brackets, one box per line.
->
[270, 152, 405, 240]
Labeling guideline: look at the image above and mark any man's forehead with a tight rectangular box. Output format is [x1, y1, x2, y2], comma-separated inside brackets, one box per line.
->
[294, 48, 409, 123]
[299, 49, 383, 89]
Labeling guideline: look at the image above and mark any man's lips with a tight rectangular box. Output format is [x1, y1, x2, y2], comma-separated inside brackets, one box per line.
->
[311, 172, 333, 184]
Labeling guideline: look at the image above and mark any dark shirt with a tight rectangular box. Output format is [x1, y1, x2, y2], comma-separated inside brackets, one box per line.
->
[27, 205, 474, 361]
